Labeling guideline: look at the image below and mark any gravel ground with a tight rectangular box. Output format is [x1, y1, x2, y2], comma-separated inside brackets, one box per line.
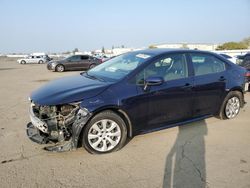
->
[0, 58, 249, 188]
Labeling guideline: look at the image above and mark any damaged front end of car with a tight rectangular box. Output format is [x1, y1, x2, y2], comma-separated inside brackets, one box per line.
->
[27, 101, 92, 152]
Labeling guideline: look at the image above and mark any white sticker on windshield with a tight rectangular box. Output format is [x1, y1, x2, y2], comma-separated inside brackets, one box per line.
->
[106, 67, 117, 72]
[136, 54, 151, 59]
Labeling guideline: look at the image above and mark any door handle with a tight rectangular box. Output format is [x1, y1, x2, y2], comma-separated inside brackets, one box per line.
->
[181, 83, 192, 89]
[218, 76, 226, 81]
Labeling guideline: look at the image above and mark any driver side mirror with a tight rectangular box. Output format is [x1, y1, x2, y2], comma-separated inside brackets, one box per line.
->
[144, 76, 164, 91]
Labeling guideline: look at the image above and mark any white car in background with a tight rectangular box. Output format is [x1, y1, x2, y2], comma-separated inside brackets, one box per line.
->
[17, 55, 50, 64]
[219, 53, 238, 64]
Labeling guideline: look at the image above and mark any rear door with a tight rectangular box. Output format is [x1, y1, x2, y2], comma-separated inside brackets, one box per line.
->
[36, 56, 41, 63]
[78, 55, 90, 70]
[188, 52, 227, 116]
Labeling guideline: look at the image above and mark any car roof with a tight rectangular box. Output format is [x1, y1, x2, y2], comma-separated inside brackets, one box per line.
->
[132, 48, 213, 56]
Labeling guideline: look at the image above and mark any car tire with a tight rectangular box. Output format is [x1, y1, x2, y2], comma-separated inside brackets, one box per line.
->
[82, 110, 127, 154]
[38, 60, 43, 64]
[219, 91, 243, 119]
[21, 60, 26, 64]
[56, 64, 65, 72]
[89, 64, 96, 69]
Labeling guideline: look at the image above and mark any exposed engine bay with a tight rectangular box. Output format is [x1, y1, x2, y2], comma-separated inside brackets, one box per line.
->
[27, 102, 91, 151]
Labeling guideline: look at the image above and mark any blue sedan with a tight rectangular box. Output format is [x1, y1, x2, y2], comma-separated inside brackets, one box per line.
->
[28, 49, 248, 154]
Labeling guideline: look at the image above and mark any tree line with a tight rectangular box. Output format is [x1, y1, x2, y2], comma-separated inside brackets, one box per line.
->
[216, 36, 250, 50]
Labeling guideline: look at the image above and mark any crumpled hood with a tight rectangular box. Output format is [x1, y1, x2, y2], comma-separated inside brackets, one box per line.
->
[30, 74, 111, 105]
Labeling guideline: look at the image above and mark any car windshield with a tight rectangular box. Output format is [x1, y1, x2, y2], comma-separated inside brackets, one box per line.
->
[65, 56, 73, 60]
[86, 52, 152, 81]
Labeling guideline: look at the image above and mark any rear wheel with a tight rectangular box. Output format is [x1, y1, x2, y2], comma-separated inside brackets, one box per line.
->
[82, 111, 127, 154]
[56, 64, 65, 72]
[21, 60, 26, 64]
[89, 64, 96, 69]
[38, 60, 43, 64]
[219, 91, 242, 119]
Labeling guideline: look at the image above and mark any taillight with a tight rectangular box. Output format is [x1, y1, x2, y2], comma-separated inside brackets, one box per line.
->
[245, 71, 250, 77]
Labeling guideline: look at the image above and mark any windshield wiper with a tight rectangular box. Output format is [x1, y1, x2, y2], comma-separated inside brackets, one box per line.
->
[83, 72, 105, 82]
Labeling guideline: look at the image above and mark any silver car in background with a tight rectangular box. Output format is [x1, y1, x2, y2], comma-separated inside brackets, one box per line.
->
[17, 55, 51, 64]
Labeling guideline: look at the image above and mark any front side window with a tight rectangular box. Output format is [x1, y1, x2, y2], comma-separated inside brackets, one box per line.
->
[136, 54, 188, 84]
[190, 53, 226, 76]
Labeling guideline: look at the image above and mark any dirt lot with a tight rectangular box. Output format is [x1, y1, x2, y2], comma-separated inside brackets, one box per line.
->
[0, 57, 249, 188]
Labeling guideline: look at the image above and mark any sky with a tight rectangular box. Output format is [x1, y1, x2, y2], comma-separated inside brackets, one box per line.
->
[0, 0, 250, 53]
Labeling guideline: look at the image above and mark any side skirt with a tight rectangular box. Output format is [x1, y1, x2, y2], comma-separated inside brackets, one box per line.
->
[139, 114, 212, 135]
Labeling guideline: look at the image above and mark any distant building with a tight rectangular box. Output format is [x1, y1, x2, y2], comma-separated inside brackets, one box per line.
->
[112, 48, 133, 55]
[31, 52, 47, 56]
[75, 51, 92, 55]
[93, 48, 133, 56]
[155, 43, 218, 51]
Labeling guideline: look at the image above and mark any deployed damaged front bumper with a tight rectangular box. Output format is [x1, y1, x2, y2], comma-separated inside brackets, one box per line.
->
[27, 103, 92, 152]
[29, 103, 49, 133]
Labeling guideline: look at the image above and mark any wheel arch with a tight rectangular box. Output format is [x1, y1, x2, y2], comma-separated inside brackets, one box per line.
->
[229, 86, 244, 106]
[90, 106, 133, 138]
[89, 63, 96, 69]
[56, 64, 65, 71]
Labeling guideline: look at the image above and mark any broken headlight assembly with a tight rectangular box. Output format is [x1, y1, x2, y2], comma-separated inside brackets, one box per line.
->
[29, 102, 81, 143]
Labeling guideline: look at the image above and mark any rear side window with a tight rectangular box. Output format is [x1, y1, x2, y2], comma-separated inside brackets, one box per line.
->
[81, 55, 89, 60]
[190, 53, 226, 76]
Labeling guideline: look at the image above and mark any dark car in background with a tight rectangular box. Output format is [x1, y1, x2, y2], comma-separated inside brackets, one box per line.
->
[237, 53, 250, 62]
[238, 53, 250, 90]
[219, 53, 237, 64]
[47, 55, 101, 72]
[28, 49, 248, 154]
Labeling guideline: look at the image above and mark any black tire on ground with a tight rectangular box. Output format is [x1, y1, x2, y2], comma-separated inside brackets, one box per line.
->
[38, 60, 43, 64]
[89, 64, 96, 69]
[219, 91, 243, 120]
[56, 64, 65, 72]
[82, 110, 127, 154]
[21, 60, 26, 64]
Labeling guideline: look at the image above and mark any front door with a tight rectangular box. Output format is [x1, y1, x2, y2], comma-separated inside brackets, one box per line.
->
[134, 53, 194, 131]
[66, 55, 81, 70]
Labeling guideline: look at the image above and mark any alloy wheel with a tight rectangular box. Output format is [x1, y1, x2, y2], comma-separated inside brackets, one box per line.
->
[225, 96, 240, 119]
[56, 65, 64, 72]
[87, 119, 121, 152]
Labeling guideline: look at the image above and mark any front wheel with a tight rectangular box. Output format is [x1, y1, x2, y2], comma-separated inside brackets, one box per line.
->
[38, 60, 43, 64]
[219, 91, 242, 119]
[82, 111, 127, 154]
[56, 64, 65, 72]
